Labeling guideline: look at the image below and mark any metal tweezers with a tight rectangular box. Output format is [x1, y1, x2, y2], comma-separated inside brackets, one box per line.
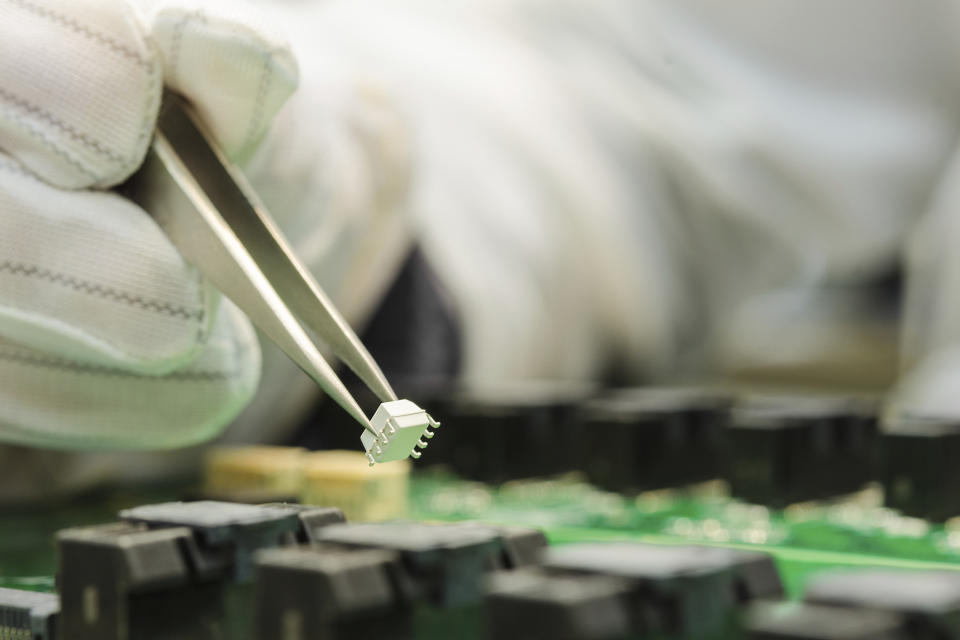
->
[124, 92, 395, 437]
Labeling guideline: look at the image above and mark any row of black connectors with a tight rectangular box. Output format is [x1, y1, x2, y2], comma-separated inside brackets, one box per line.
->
[387, 385, 959, 519]
[4, 499, 960, 639]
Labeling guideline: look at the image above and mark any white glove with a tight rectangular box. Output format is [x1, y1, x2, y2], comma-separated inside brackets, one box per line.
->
[0, 0, 298, 449]
[887, 140, 960, 423]
[259, 0, 958, 400]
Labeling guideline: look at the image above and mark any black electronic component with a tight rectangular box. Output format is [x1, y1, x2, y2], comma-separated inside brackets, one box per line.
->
[543, 542, 781, 638]
[254, 545, 411, 640]
[57, 522, 226, 640]
[745, 601, 907, 640]
[313, 522, 506, 607]
[709, 548, 786, 603]
[486, 525, 548, 570]
[259, 503, 347, 544]
[0, 587, 59, 639]
[484, 569, 636, 640]
[312, 522, 547, 640]
[804, 569, 960, 639]
[119, 501, 344, 581]
[579, 387, 730, 492]
[725, 395, 879, 507]
[882, 417, 960, 521]
[428, 383, 593, 482]
[57, 501, 346, 640]
[185, 487, 302, 506]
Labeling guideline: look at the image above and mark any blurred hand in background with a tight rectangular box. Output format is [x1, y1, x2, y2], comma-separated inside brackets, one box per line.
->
[4, 0, 960, 495]
[252, 0, 960, 423]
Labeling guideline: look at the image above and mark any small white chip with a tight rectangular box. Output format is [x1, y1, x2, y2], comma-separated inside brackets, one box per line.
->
[361, 400, 439, 466]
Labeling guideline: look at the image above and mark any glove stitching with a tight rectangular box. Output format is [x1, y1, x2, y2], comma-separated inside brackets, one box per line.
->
[168, 10, 206, 90]
[128, 40, 163, 195]
[5, 0, 151, 68]
[0, 261, 202, 320]
[0, 349, 241, 381]
[0, 87, 127, 167]
[0, 102, 97, 182]
[138, 191, 210, 346]
[191, 270, 208, 347]
[0, 167, 206, 348]
[241, 49, 275, 155]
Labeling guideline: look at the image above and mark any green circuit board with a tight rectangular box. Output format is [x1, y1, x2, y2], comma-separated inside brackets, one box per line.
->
[2, 471, 959, 601]
[410, 472, 960, 598]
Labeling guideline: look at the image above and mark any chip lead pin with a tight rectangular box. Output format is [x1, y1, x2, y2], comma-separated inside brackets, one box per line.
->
[362, 400, 438, 465]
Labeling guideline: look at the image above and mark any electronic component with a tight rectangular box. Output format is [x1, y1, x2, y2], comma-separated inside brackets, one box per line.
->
[543, 542, 782, 637]
[709, 548, 786, 603]
[362, 400, 439, 466]
[314, 521, 537, 607]
[254, 524, 546, 640]
[118, 501, 345, 580]
[804, 569, 960, 639]
[545, 543, 784, 601]
[57, 522, 226, 640]
[725, 394, 879, 507]
[882, 416, 960, 521]
[311, 521, 547, 640]
[486, 525, 549, 570]
[259, 503, 347, 544]
[579, 387, 730, 492]
[0, 587, 59, 639]
[744, 601, 907, 640]
[202, 445, 307, 503]
[57, 502, 347, 640]
[433, 382, 592, 482]
[484, 569, 635, 640]
[120, 501, 307, 582]
[254, 545, 410, 640]
[13, 481, 960, 640]
[301, 450, 411, 521]
[199, 445, 414, 520]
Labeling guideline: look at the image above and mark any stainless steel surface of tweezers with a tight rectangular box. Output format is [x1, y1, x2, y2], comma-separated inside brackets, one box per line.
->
[125, 92, 397, 435]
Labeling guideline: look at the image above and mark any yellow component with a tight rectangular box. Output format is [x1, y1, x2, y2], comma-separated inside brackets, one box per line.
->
[204, 445, 307, 495]
[301, 450, 410, 521]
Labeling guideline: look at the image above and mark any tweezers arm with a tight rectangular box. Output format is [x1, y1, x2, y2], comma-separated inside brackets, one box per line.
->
[154, 94, 397, 405]
[125, 134, 375, 434]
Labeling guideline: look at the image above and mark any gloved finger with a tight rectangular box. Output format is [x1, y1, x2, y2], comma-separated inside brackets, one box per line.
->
[0, 0, 163, 190]
[885, 346, 960, 423]
[0, 298, 261, 450]
[147, 0, 299, 163]
[0, 151, 219, 372]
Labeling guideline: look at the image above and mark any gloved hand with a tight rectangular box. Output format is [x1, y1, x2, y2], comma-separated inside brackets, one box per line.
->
[0, 0, 298, 449]
[887, 141, 960, 423]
